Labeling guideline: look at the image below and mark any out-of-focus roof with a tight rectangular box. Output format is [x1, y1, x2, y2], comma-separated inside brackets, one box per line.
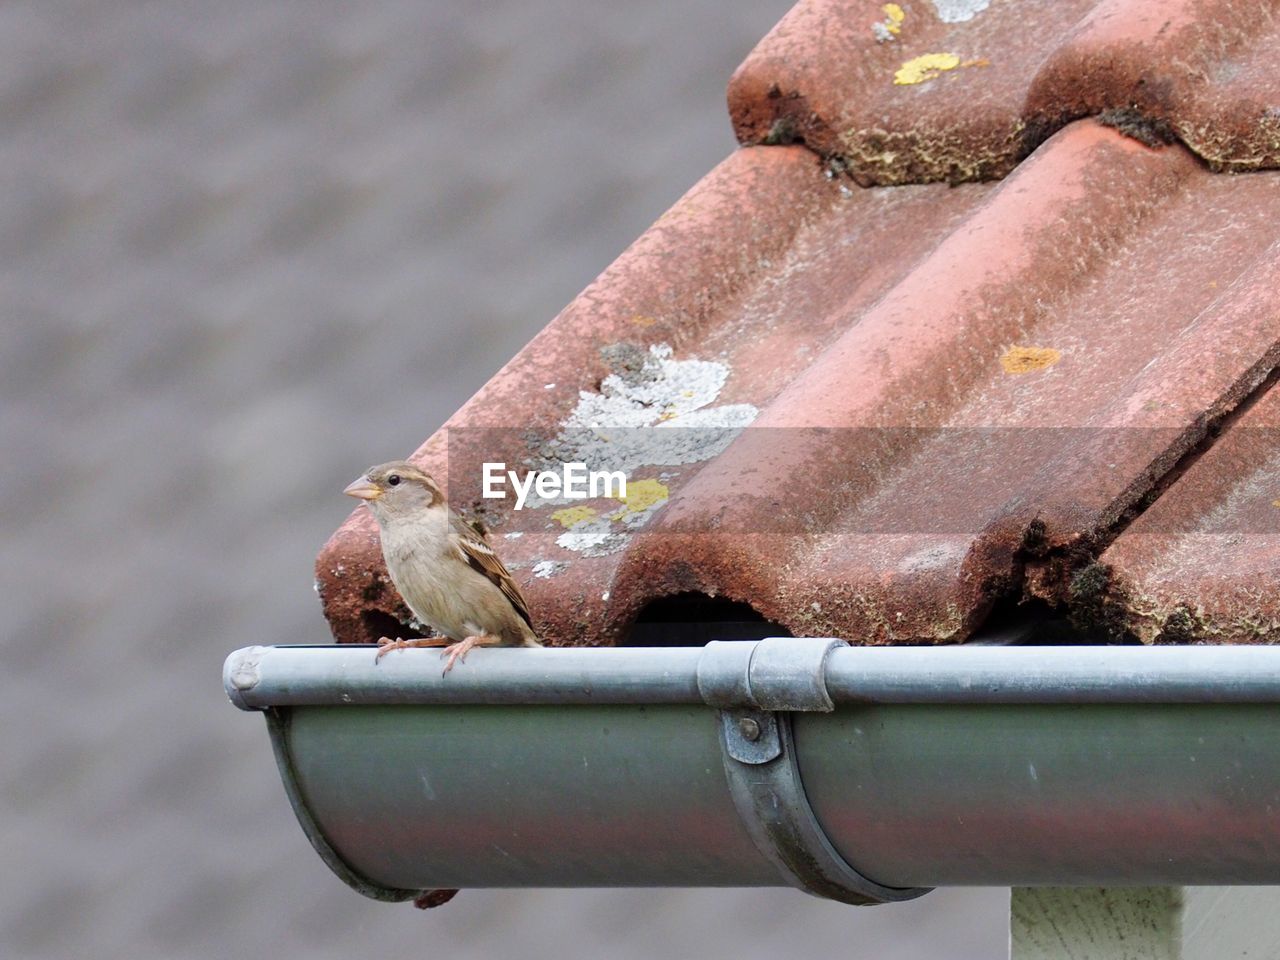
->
[319, 0, 1280, 647]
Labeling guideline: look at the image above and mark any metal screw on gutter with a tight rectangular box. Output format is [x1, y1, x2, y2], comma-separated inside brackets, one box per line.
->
[737, 717, 762, 742]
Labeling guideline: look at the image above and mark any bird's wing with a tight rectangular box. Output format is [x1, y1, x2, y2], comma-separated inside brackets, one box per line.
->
[449, 512, 535, 630]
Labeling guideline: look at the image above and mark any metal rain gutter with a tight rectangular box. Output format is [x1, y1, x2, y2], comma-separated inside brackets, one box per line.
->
[224, 639, 1280, 905]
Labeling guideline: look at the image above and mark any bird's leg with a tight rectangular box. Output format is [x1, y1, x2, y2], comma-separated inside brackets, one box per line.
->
[375, 635, 451, 663]
[440, 635, 502, 675]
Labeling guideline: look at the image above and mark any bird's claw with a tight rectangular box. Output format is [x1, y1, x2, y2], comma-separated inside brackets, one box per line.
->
[371, 636, 489, 673]
[439, 636, 486, 676]
[375, 635, 451, 664]
[374, 636, 404, 663]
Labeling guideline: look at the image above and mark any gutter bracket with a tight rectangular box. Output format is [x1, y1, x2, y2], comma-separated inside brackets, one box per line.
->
[704, 638, 931, 906]
[698, 637, 842, 711]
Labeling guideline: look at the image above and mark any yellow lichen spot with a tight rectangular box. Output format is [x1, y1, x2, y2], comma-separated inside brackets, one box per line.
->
[1000, 345, 1062, 374]
[657, 410, 679, 423]
[551, 506, 598, 528]
[1272, 499, 1280, 508]
[609, 478, 670, 515]
[631, 315, 658, 327]
[872, 4, 904, 40]
[894, 53, 962, 85]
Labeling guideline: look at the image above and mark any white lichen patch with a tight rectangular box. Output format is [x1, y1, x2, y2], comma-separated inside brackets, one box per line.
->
[930, 0, 989, 23]
[554, 343, 757, 475]
[532, 559, 567, 578]
[555, 517, 631, 557]
[522, 343, 757, 556]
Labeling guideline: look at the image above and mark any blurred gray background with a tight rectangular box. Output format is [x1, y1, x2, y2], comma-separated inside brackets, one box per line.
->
[1, 2, 1007, 957]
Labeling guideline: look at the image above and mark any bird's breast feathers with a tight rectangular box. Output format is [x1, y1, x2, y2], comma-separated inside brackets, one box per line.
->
[376, 505, 534, 644]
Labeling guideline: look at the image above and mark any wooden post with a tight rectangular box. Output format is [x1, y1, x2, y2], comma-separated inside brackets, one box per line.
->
[1011, 887, 1280, 960]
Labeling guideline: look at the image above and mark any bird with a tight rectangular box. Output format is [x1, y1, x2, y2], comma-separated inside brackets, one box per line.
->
[344, 460, 541, 672]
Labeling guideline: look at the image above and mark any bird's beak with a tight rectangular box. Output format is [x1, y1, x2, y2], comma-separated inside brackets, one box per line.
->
[343, 477, 382, 501]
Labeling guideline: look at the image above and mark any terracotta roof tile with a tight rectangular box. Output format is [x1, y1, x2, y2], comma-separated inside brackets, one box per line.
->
[1104, 379, 1280, 643]
[318, 144, 992, 644]
[729, 0, 1280, 185]
[319, 3, 1280, 647]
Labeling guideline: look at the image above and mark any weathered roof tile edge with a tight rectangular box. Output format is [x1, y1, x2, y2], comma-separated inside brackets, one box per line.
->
[728, 0, 1280, 186]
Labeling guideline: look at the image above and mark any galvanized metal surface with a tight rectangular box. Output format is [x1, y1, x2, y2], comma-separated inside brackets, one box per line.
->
[799, 702, 1280, 886]
[225, 643, 1280, 709]
[233, 643, 1280, 893]
[279, 702, 779, 889]
[728, 637, 842, 711]
[262, 699, 1280, 891]
[264, 710, 419, 904]
[821, 645, 1280, 704]
[226, 644, 706, 708]
[715, 708, 930, 904]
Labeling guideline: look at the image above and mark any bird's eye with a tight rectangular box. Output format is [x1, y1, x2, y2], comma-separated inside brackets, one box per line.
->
[386, 474, 401, 486]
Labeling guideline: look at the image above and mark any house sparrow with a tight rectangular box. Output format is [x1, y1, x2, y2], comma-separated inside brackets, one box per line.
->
[344, 460, 541, 672]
